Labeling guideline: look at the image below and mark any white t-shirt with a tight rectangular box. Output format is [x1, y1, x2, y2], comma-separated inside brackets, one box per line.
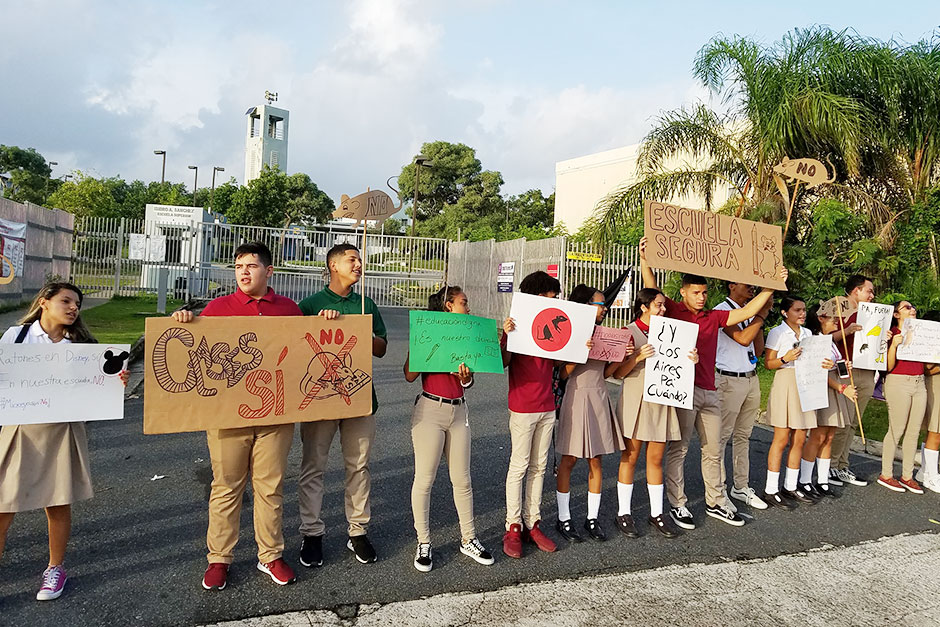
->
[765, 322, 811, 369]
[0, 320, 71, 345]
[714, 298, 757, 373]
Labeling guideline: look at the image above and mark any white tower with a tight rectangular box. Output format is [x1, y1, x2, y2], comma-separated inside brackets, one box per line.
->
[244, 92, 289, 184]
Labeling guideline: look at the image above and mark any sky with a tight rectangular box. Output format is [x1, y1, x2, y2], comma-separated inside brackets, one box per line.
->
[2, 1, 938, 202]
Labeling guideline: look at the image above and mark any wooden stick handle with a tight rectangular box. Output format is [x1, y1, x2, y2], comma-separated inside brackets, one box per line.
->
[835, 297, 866, 444]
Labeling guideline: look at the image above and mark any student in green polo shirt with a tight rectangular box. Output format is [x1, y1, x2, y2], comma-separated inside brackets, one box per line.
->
[296, 243, 388, 568]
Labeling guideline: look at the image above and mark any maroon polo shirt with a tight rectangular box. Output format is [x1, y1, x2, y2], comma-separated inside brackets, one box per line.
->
[421, 372, 464, 399]
[664, 297, 730, 391]
[888, 327, 925, 376]
[501, 333, 555, 413]
[200, 287, 302, 317]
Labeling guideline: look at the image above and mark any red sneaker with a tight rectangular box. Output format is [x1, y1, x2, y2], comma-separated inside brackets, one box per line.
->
[202, 563, 228, 590]
[257, 558, 296, 585]
[525, 521, 557, 553]
[899, 477, 924, 494]
[877, 475, 905, 493]
[503, 523, 523, 558]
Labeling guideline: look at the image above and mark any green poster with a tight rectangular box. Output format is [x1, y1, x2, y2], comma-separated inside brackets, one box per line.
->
[408, 310, 504, 374]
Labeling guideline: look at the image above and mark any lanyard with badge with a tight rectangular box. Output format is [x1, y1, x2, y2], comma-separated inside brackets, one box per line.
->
[726, 298, 758, 366]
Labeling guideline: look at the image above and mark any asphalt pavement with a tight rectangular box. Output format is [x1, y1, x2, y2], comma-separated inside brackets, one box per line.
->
[1, 309, 938, 626]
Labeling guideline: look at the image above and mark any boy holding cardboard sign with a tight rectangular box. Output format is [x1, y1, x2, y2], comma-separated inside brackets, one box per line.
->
[296, 243, 387, 568]
[171, 242, 302, 591]
[639, 237, 784, 529]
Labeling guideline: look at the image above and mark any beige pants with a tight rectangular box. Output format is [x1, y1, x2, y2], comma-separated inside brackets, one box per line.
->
[505, 410, 555, 529]
[831, 369, 875, 470]
[667, 387, 720, 509]
[298, 415, 375, 538]
[411, 395, 475, 544]
[206, 424, 294, 564]
[717, 373, 761, 492]
[882, 374, 927, 479]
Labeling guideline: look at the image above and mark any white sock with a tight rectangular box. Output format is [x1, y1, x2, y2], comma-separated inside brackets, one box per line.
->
[784, 467, 799, 491]
[617, 482, 633, 516]
[556, 491, 570, 522]
[765, 470, 780, 495]
[925, 448, 939, 479]
[648, 483, 664, 518]
[799, 459, 815, 485]
[587, 491, 601, 519]
[817, 458, 831, 485]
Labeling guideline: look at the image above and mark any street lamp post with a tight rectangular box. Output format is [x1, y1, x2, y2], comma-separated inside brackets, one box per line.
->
[188, 165, 198, 206]
[408, 154, 434, 275]
[154, 150, 166, 183]
[45, 161, 58, 204]
[210, 166, 225, 210]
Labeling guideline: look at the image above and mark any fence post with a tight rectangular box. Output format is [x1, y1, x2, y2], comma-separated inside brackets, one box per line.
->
[157, 267, 169, 313]
[113, 218, 124, 298]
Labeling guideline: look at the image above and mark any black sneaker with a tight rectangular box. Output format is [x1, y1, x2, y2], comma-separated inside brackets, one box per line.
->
[555, 519, 583, 543]
[583, 518, 606, 541]
[705, 504, 746, 527]
[828, 468, 844, 487]
[459, 538, 495, 565]
[763, 491, 796, 510]
[814, 482, 841, 498]
[299, 534, 323, 567]
[782, 487, 817, 505]
[799, 483, 824, 502]
[414, 543, 432, 572]
[669, 506, 696, 530]
[347, 535, 377, 564]
[615, 513, 639, 538]
[648, 514, 680, 538]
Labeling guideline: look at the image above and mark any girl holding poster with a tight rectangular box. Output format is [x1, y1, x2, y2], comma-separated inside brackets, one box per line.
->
[403, 286, 494, 572]
[763, 296, 831, 507]
[802, 303, 857, 498]
[611, 288, 696, 539]
[878, 301, 927, 494]
[555, 285, 625, 542]
[0, 282, 127, 602]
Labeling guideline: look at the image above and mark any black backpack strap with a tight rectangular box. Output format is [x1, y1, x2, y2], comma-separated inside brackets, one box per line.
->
[14, 324, 30, 344]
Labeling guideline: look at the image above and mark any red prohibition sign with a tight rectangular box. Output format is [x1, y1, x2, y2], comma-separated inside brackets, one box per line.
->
[532, 308, 571, 352]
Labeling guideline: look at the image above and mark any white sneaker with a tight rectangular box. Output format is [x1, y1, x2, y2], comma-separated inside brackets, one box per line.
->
[459, 538, 495, 565]
[729, 485, 769, 510]
[836, 468, 869, 487]
[669, 506, 696, 530]
[923, 475, 940, 494]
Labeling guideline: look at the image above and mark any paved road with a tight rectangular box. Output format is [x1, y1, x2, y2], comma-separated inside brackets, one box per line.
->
[1, 310, 938, 626]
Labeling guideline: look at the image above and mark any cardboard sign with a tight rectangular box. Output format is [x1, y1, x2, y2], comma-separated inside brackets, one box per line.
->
[409, 311, 503, 374]
[643, 316, 698, 410]
[588, 325, 633, 362]
[332, 190, 400, 224]
[898, 319, 940, 363]
[852, 302, 893, 371]
[772, 157, 835, 189]
[144, 316, 373, 434]
[506, 293, 596, 364]
[643, 200, 786, 290]
[0, 343, 129, 425]
[794, 335, 832, 412]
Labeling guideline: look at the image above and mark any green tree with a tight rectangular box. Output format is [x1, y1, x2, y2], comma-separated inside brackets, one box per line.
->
[0, 145, 53, 204]
[227, 166, 290, 227]
[47, 172, 120, 217]
[285, 173, 334, 226]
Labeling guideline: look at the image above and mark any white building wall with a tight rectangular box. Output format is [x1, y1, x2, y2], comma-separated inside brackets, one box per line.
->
[244, 104, 290, 183]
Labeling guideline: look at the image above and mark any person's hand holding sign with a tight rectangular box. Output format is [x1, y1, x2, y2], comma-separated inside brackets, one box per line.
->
[455, 362, 473, 387]
[688, 347, 699, 364]
[782, 345, 803, 363]
[635, 342, 656, 363]
[503, 317, 516, 334]
[319, 309, 340, 320]
[172, 309, 194, 323]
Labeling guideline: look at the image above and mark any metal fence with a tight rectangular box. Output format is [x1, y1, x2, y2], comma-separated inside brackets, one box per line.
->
[71, 217, 447, 308]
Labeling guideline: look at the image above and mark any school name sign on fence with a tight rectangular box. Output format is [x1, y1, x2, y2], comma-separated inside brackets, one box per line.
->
[643, 200, 786, 290]
[144, 316, 373, 434]
[0, 343, 130, 425]
[409, 311, 503, 374]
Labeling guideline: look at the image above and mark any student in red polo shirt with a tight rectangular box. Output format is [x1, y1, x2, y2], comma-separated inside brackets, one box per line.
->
[500, 270, 562, 558]
[172, 242, 303, 591]
[639, 237, 783, 530]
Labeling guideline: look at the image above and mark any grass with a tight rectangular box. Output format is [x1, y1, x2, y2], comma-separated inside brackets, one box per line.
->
[82, 295, 183, 346]
[756, 364, 890, 442]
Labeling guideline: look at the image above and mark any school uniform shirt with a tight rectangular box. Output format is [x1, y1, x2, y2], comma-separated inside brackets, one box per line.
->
[202, 287, 302, 316]
[501, 334, 555, 413]
[0, 321, 94, 512]
[714, 298, 757, 374]
[887, 327, 925, 376]
[663, 298, 731, 390]
[421, 373, 465, 399]
[765, 322, 812, 367]
[298, 287, 387, 414]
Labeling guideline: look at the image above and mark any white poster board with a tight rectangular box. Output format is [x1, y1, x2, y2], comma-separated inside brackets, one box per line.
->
[610, 282, 633, 309]
[794, 335, 832, 412]
[897, 319, 940, 363]
[852, 302, 893, 371]
[129, 234, 168, 262]
[0, 343, 130, 425]
[506, 293, 596, 363]
[643, 316, 698, 410]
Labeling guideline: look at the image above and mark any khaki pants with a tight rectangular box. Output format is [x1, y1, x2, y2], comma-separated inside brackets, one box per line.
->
[831, 369, 875, 470]
[717, 373, 761, 492]
[411, 395, 475, 544]
[882, 374, 927, 479]
[298, 415, 375, 538]
[206, 424, 294, 565]
[667, 387, 720, 509]
[505, 410, 555, 529]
